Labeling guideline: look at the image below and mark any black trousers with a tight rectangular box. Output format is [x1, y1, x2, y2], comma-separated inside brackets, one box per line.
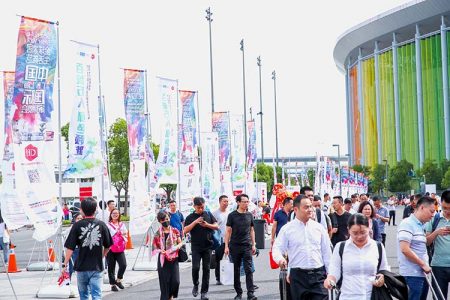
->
[381, 233, 386, 246]
[158, 254, 180, 300]
[389, 210, 396, 225]
[289, 266, 327, 300]
[192, 248, 211, 293]
[214, 243, 225, 281]
[230, 245, 254, 296]
[431, 266, 450, 300]
[107, 251, 127, 285]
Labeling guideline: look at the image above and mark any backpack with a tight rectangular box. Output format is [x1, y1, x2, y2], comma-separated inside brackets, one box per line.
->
[110, 223, 126, 253]
[426, 213, 441, 263]
[315, 208, 322, 224]
[337, 241, 382, 290]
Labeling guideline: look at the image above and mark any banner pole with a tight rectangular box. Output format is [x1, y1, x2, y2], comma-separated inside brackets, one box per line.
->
[103, 96, 112, 191]
[196, 91, 203, 195]
[176, 80, 181, 209]
[144, 70, 151, 196]
[96, 45, 106, 221]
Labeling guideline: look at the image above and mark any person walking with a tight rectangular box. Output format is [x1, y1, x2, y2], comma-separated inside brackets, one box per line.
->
[168, 200, 184, 234]
[329, 196, 351, 247]
[273, 194, 332, 300]
[403, 194, 421, 219]
[324, 213, 388, 300]
[184, 197, 219, 300]
[106, 208, 128, 291]
[271, 197, 293, 245]
[425, 190, 450, 299]
[373, 196, 389, 246]
[152, 211, 182, 300]
[358, 201, 381, 242]
[398, 196, 435, 300]
[0, 211, 10, 265]
[387, 196, 397, 226]
[224, 194, 257, 300]
[63, 197, 113, 300]
[63, 204, 70, 221]
[64, 213, 83, 281]
[212, 195, 229, 285]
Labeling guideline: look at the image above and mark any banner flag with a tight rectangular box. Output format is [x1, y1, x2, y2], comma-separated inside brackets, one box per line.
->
[179, 91, 201, 212]
[246, 121, 257, 171]
[64, 41, 102, 178]
[0, 71, 30, 229]
[230, 114, 246, 194]
[128, 160, 153, 234]
[11, 16, 62, 241]
[201, 132, 220, 212]
[156, 77, 178, 184]
[212, 112, 231, 172]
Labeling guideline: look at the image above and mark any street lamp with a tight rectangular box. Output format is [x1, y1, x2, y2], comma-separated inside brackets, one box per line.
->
[257, 56, 264, 162]
[205, 7, 215, 113]
[272, 70, 279, 167]
[332, 144, 341, 195]
[240, 39, 248, 159]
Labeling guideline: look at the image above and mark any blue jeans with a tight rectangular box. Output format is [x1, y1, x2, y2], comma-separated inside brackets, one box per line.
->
[77, 271, 103, 300]
[404, 276, 428, 300]
[0, 239, 9, 264]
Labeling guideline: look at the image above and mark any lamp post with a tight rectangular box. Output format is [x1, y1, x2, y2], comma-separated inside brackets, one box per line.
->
[240, 39, 248, 157]
[257, 56, 264, 162]
[333, 144, 341, 195]
[272, 70, 279, 167]
[383, 159, 388, 197]
[345, 153, 350, 197]
[205, 7, 215, 113]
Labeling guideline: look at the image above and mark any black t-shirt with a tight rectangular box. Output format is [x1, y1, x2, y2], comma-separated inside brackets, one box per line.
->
[64, 218, 113, 272]
[329, 211, 351, 246]
[185, 211, 217, 251]
[226, 210, 254, 247]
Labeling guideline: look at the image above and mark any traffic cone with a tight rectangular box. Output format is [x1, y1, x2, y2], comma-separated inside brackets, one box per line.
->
[48, 240, 56, 262]
[7, 245, 21, 273]
[126, 231, 134, 249]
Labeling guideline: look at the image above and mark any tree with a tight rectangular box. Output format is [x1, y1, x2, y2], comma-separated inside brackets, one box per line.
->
[442, 168, 450, 189]
[370, 164, 386, 194]
[61, 122, 70, 149]
[352, 164, 371, 177]
[254, 163, 274, 191]
[108, 118, 130, 215]
[388, 160, 413, 192]
[440, 159, 450, 179]
[417, 159, 443, 190]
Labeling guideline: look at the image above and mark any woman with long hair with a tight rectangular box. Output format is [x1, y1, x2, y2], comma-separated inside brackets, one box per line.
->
[324, 213, 389, 299]
[358, 201, 382, 242]
[106, 208, 128, 291]
[153, 211, 183, 300]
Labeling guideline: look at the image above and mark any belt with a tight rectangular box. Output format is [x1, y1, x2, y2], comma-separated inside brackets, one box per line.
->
[291, 266, 324, 274]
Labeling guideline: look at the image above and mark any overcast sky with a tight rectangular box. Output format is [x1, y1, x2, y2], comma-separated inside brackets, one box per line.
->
[0, 0, 409, 160]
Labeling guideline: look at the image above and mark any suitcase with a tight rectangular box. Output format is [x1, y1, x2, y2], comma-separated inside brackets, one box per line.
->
[279, 269, 292, 300]
[424, 270, 446, 300]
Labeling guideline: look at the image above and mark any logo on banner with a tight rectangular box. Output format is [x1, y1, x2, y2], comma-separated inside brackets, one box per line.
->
[25, 144, 38, 161]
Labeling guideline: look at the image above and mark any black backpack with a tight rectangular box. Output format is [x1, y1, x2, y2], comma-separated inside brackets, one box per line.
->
[426, 213, 441, 263]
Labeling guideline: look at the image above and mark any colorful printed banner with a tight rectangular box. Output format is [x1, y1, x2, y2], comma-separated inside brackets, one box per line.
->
[12, 17, 61, 241]
[0, 71, 29, 229]
[201, 132, 221, 212]
[155, 77, 178, 184]
[64, 41, 102, 178]
[212, 112, 231, 172]
[124, 69, 147, 161]
[246, 120, 257, 171]
[231, 114, 246, 194]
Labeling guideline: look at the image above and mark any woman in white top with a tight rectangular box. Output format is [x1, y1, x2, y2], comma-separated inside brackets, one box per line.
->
[324, 213, 388, 300]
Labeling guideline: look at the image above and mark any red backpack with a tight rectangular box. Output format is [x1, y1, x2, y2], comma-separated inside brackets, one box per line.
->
[110, 222, 126, 253]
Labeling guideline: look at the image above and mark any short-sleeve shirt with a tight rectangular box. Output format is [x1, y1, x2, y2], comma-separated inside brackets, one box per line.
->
[397, 214, 428, 277]
[425, 214, 450, 267]
[226, 210, 254, 247]
[169, 210, 184, 233]
[185, 211, 217, 251]
[64, 218, 113, 272]
[329, 211, 351, 246]
[273, 209, 289, 236]
[213, 209, 229, 240]
[375, 206, 389, 234]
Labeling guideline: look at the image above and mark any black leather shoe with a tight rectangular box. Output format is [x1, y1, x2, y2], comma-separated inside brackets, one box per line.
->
[216, 280, 223, 285]
[247, 293, 257, 300]
[116, 282, 125, 289]
[192, 285, 199, 297]
[234, 295, 242, 300]
[200, 292, 209, 300]
[111, 285, 119, 292]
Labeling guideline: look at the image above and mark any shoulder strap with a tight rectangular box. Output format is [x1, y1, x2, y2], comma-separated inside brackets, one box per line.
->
[338, 241, 346, 286]
[316, 208, 321, 223]
[376, 241, 382, 271]
[431, 213, 440, 232]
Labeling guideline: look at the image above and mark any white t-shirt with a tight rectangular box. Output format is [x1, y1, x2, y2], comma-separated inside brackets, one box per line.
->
[212, 209, 229, 239]
[0, 223, 5, 238]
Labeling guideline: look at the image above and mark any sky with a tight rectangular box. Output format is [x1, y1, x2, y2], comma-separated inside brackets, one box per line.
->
[0, 0, 410, 160]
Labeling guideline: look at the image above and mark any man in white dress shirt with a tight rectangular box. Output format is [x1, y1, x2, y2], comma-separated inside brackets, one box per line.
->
[273, 194, 332, 300]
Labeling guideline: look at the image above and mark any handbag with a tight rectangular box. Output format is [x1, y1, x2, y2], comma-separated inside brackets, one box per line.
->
[110, 223, 126, 253]
[178, 244, 188, 262]
[220, 256, 234, 285]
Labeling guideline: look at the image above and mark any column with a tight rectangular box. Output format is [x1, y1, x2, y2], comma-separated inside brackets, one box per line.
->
[415, 25, 425, 166]
[374, 41, 382, 164]
[392, 33, 402, 162]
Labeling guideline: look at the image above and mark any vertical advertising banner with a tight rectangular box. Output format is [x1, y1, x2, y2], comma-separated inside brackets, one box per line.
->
[212, 112, 232, 196]
[246, 120, 257, 171]
[230, 114, 245, 195]
[129, 160, 154, 234]
[201, 132, 221, 212]
[64, 41, 102, 178]
[12, 17, 62, 241]
[0, 71, 29, 229]
[179, 91, 201, 212]
[156, 77, 178, 184]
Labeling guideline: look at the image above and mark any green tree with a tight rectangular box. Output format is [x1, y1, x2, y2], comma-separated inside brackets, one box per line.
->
[370, 164, 386, 194]
[440, 159, 450, 178]
[254, 163, 274, 191]
[61, 122, 70, 149]
[417, 159, 443, 190]
[307, 169, 315, 188]
[108, 118, 130, 215]
[388, 160, 413, 192]
[352, 164, 371, 177]
[442, 168, 450, 189]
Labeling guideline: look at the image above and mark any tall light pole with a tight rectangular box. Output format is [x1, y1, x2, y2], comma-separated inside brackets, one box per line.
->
[383, 159, 388, 196]
[272, 70, 279, 167]
[257, 56, 264, 162]
[205, 7, 215, 113]
[333, 144, 341, 195]
[240, 39, 248, 157]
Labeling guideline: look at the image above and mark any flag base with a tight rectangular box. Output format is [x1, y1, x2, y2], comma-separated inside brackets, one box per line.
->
[36, 284, 78, 298]
[132, 260, 157, 271]
[27, 262, 60, 271]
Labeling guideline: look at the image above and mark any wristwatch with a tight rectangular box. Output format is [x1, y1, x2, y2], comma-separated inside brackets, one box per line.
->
[61, 263, 66, 268]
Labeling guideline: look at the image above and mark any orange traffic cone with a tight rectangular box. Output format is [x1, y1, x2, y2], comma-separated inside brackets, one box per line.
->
[48, 240, 56, 262]
[7, 245, 21, 273]
[126, 231, 134, 249]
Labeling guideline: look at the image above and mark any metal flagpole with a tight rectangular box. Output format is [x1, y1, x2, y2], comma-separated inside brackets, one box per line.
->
[102, 96, 112, 191]
[176, 80, 181, 208]
[145, 70, 151, 195]
[196, 91, 203, 195]
[97, 45, 106, 222]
